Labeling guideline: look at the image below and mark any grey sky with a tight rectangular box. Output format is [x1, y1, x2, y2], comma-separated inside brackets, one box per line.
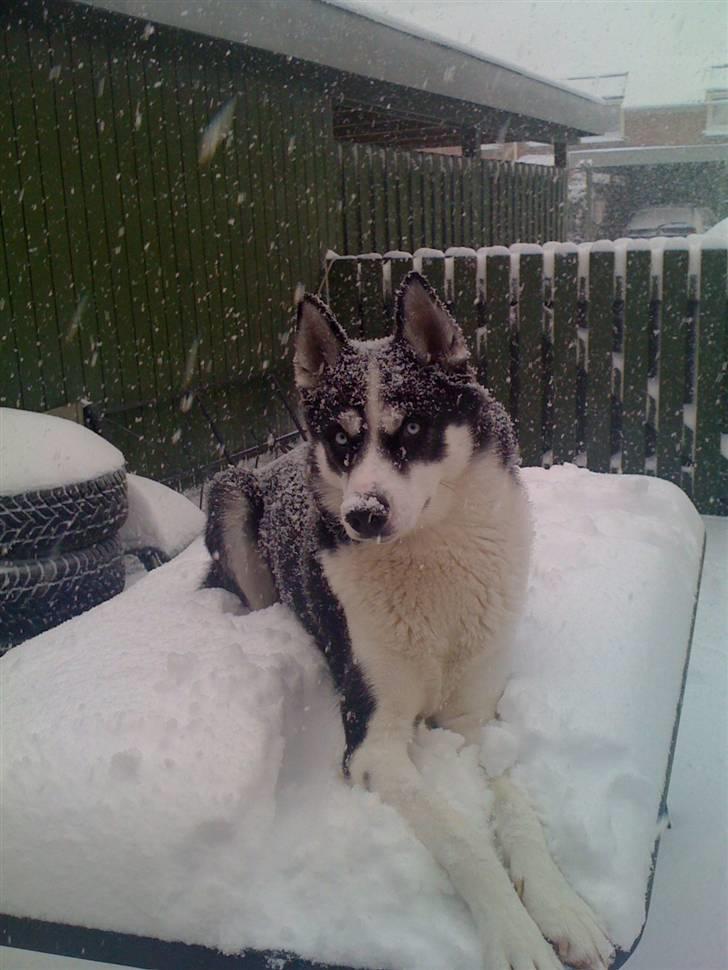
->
[348, 0, 727, 107]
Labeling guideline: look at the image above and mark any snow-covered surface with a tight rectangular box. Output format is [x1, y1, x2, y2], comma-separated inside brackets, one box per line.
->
[702, 216, 728, 241]
[0, 409, 124, 496]
[0, 467, 704, 970]
[4, 520, 726, 970]
[624, 515, 728, 970]
[119, 474, 205, 559]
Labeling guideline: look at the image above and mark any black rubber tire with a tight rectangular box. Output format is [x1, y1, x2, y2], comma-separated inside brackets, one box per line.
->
[0, 536, 125, 651]
[0, 468, 128, 560]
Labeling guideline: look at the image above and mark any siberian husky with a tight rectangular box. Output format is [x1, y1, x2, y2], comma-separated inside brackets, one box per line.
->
[204, 273, 613, 970]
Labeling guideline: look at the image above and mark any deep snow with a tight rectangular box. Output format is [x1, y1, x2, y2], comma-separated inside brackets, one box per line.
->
[0, 466, 706, 970]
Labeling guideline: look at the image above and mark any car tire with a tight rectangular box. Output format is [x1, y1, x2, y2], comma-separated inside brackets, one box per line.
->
[0, 536, 125, 651]
[0, 469, 128, 560]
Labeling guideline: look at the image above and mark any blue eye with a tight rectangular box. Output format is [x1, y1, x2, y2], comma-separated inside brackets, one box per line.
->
[405, 420, 421, 436]
[334, 430, 349, 446]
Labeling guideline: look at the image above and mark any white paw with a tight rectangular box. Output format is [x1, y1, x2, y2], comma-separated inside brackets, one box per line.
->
[512, 860, 614, 969]
[478, 896, 563, 970]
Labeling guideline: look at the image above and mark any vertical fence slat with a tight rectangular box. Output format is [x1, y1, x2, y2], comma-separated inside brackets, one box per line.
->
[517, 251, 545, 465]
[484, 252, 512, 413]
[419, 251, 445, 296]
[396, 150, 412, 251]
[656, 249, 690, 485]
[410, 162, 423, 252]
[621, 249, 651, 474]
[461, 160, 472, 247]
[385, 253, 413, 320]
[693, 248, 727, 513]
[359, 255, 385, 339]
[358, 147, 373, 253]
[371, 148, 386, 254]
[420, 153, 433, 246]
[450, 253, 478, 351]
[384, 148, 398, 251]
[585, 250, 615, 472]
[551, 250, 579, 464]
[326, 256, 359, 331]
[428, 156, 441, 251]
[341, 143, 360, 255]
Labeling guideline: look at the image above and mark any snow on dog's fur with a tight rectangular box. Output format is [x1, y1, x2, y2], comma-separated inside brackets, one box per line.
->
[204, 273, 613, 970]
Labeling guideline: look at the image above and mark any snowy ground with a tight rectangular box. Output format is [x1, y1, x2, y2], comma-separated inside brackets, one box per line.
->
[1, 507, 725, 970]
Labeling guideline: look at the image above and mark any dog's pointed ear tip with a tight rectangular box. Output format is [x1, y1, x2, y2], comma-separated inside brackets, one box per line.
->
[400, 270, 431, 291]
[296, 292, 333, 326]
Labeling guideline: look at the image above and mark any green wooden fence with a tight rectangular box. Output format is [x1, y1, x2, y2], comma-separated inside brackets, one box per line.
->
[324, 243, 727, 515]
[338, 144, 563, 255]
[1, 0, 565, 485]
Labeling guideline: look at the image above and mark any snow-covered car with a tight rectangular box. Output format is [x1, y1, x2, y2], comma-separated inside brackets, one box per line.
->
[623, 204, 717, 238]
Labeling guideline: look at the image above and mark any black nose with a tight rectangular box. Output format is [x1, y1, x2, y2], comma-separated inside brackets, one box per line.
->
[344, 496, 390, 538]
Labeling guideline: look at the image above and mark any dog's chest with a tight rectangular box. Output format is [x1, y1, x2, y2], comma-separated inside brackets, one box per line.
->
[322, 520, 518, 709]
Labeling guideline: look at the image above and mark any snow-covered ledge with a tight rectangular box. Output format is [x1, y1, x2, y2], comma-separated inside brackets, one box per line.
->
[0, 466, 704, 970]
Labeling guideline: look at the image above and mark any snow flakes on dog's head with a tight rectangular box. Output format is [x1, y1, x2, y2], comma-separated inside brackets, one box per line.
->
[293, 276, 518, 469]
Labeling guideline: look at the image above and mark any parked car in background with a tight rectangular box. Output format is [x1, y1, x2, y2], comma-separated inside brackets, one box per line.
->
[624, 205, 717, 238]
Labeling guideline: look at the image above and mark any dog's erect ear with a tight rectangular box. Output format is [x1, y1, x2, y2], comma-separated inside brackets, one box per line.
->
[294, 294, 349, 390]
[395, 271, 469, 369]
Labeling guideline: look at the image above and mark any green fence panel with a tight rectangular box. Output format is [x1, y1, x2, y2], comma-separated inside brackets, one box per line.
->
[551, 250, 579, 464]
[693, 248, 727, 514]
[326, 256, 359, 330]
[1, 20, 39, 410]
[359, 255, 386, 338]
[385, 253, 413, 319]
[517, 251, 545, 465]
[656, 249, 690, 486]
[621, 249, 652, 474]
[585, 250, 615, 473]
[370, 149, 386, 255]
[7, 21, 66, 410]
[483, 251, 512, 414]
[419, 251, 445, 297]
[450, 253, 479, 352]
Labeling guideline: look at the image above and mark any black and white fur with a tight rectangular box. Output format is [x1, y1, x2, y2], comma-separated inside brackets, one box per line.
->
[205, 273, 613, 970]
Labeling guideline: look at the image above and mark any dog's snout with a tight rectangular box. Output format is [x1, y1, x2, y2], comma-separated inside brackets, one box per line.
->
[344, 494, 390, 539]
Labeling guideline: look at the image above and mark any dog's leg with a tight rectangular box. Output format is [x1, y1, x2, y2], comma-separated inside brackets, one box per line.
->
[347, 664, 562, 970]
[491, 775, 614, 970]
[204, 470, 277, 610]
[437, 664, 613, 970]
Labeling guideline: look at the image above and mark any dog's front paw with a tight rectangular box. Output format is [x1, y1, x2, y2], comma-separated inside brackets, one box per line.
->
[513, 862, 614, 969]
[478, 899, 563, 970]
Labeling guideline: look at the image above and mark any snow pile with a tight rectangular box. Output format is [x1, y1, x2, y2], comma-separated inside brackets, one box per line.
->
[119, 474, 205, 559]
[0, 408, 124, 496]
[0, 467, 704, 970]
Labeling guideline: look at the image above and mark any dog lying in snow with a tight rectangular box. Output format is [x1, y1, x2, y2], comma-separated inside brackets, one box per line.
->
[204, 272, 614, 970]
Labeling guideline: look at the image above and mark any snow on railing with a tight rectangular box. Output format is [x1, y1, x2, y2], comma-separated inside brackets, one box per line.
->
[324, 235, 727, 515]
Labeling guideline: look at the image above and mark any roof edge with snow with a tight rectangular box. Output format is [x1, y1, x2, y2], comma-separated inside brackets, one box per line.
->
[73, 0, 616, 140]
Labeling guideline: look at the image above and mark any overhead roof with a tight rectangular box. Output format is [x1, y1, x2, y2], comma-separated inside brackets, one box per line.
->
[569, 144, 728, 168]
[75, 0, 615, 146]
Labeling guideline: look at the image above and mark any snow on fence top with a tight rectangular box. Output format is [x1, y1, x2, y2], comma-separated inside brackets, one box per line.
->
[324, 236, 727, 517]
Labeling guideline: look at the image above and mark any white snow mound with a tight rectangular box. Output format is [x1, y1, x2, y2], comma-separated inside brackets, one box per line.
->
[0, 466, 704, 970]
[119, 474, 205, 559]
[0, 408, 124, 496]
